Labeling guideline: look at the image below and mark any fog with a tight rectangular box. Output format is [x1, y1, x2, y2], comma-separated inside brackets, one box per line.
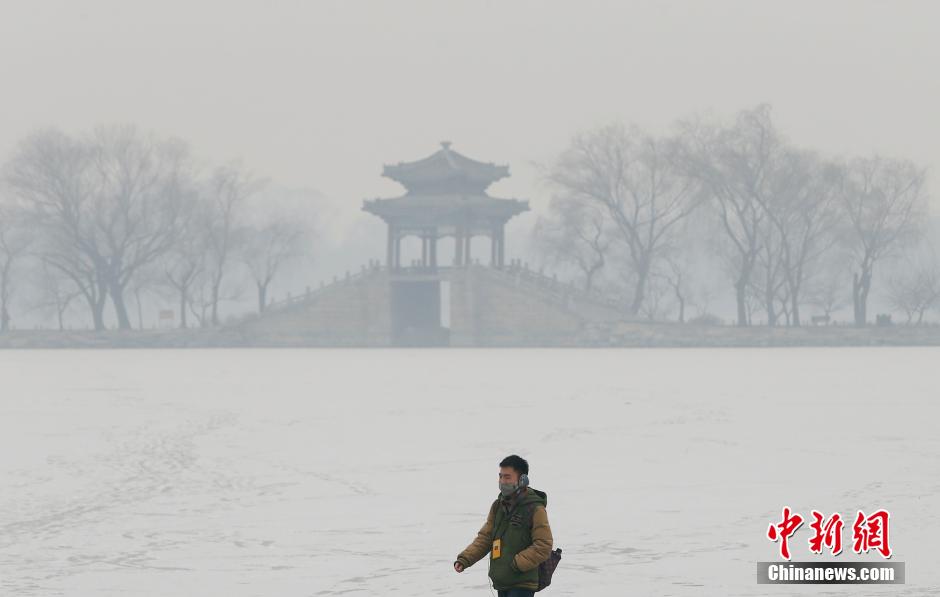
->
[0, 1, 938, 332]
[0, 4, 938, 594]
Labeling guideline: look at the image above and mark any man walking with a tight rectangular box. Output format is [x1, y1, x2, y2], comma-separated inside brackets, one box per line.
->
[454, 455, 553, 596]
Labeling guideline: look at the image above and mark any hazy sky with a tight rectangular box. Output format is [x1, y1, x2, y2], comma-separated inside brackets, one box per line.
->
[2, 0, 938, 235]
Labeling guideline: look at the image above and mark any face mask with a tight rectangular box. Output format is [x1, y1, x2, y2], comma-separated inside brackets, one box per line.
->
[499, 481, 519, 497]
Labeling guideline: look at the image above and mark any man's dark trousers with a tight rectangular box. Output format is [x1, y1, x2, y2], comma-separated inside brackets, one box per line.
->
[497, 589, 534, 597]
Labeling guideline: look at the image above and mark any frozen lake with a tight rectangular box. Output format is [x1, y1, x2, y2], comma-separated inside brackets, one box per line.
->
[0, 348, 937, 596]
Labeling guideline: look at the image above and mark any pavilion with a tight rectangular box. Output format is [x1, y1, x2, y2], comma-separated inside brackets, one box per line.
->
[362, 141, 529, 269]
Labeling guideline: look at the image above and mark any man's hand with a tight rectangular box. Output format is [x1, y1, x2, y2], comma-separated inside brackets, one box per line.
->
[454, 561, 465, 573]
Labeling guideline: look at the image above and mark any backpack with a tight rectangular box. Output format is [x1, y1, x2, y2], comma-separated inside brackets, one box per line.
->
[520, 502, 562, 592]
[537, 546, 562, 591]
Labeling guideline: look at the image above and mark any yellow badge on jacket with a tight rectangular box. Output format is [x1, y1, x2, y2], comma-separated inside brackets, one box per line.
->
[492, 538, 501, 559]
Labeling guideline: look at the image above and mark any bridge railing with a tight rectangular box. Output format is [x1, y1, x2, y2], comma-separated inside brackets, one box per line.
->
[492, 260, 627, 313]
[229, 258, 627, 325]
[229, 259, 386, 324]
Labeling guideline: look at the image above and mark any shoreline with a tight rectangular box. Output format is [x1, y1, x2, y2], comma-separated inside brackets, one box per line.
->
[2, 323, 939, 348]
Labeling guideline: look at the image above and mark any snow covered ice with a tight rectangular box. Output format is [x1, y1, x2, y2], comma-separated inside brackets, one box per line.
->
[0, 347, 938, 596]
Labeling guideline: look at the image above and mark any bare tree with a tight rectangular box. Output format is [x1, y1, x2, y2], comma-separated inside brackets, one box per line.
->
[204, 163, 265, 325]
[4, 129, 110, 330]
[836, 156, 928, 326]
[657, 222, 701, 324]
[549, 123, 703, 315]
[163, 197, 209, 328]
[660, 257, 692, 323]
[637, 270, 671, 321]
[34, 259, 82, 331]
[88, 125, 193, 329]
[678, 105, 785, 326]
[755, 150, 842, 326]
[5, 126, 194, 330]
[0, 203, 32, 332]
[127, 264, 165, 330]
[532, 194, 610, 291]
[750, 217, 788, 326]
[186, 278, 214, 329]
[242, 219, 306, 313]
[887, 242, 940, 325]
[804, 251, 852, 322]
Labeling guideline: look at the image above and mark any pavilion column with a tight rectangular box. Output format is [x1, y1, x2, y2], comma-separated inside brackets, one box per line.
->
[455, 226, 464, 266]
[421, 233, 428, 267]
[490, 228, 498, 267]
[498, 224, 505, 268]
[429, 230, 438, 268]
[464, 229, 472, 265]
[394, 231, 402, 270]
[386, 224, 395, 269]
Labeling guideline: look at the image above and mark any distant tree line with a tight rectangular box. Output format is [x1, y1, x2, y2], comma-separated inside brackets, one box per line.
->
[1, 110, 933, 332]
[0, 124, 310, 332]
[536, 104, 935, 327]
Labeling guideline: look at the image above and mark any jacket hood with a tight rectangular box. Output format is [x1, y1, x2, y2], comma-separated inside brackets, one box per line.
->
[528, 488, 547, 507]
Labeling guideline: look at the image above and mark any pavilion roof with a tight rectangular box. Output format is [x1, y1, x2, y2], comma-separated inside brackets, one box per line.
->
[382, 141, 510, 193]
[362, 193, 529, 227]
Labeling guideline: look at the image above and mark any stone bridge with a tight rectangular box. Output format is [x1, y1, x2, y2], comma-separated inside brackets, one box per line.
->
[227, 262, 626, 347]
